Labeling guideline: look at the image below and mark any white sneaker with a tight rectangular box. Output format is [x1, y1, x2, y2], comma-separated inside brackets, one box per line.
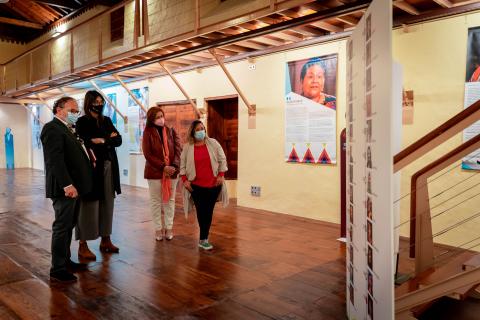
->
[155, 229, 163, 241]
[198, 241, 213, 250]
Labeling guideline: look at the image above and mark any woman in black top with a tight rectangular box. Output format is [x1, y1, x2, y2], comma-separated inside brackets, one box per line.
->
[75, 90, 122, 260]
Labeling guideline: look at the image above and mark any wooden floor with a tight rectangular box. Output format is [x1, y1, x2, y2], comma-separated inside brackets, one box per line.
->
[0, 169, 346, 320]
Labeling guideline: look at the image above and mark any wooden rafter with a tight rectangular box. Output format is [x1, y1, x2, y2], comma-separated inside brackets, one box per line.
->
[0, 17, 43, 29]
[432, 0, 453, 8]
[336, 15, 360, 26]
[310, 21, 343, 33]
[393, 0, 420, 15]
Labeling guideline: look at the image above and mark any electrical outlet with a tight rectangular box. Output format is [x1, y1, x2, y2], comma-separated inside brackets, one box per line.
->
[123, 169, 128, 176]
[251, 186, 261, 197]
[248, 64, 256, 70]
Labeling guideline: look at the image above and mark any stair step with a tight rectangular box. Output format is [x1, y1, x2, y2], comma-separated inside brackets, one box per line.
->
[463, 254, 480, 271]
[418, 297, 480, 320]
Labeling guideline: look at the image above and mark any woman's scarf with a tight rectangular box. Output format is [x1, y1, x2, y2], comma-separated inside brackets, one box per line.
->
[161, 127, 172, 203]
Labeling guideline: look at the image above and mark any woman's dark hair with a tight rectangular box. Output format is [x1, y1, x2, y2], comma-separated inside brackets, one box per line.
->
[187, 119, 206, 144]
[83, 90, 105, 122]
[146, 106, 164, 127]
[300, 57, 327, 82]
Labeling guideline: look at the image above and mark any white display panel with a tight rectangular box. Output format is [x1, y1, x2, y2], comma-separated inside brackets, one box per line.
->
[346, 0, 395, 319]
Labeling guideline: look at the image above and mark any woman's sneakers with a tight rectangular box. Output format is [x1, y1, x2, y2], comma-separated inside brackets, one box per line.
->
[198, 240, 213, 250]
[155, 229, 163, 241]
[165, 229, 173, 241]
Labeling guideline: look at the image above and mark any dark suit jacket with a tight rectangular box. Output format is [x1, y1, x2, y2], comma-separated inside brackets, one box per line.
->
[75, 115, 122, 200]
[41, 117, 93, 198]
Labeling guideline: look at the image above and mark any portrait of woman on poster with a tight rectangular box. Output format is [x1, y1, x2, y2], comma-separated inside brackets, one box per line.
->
[299, 57, 336, 109]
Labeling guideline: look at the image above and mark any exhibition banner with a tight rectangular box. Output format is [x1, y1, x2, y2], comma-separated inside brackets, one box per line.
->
[128, 87, 148, 153]
[285, 54, 338, 164]
[31, 105, 42, 150]
[463, 27, 480, 170]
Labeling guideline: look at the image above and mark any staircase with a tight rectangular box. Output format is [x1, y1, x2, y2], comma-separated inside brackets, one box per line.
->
[393, 100, 480, 319]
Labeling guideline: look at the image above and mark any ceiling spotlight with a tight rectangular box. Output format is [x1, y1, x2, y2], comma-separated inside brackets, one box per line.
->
[52, 31, 62, 38]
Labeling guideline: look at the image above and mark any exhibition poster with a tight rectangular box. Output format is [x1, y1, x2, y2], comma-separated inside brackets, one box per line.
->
[285, 54, 338, 164]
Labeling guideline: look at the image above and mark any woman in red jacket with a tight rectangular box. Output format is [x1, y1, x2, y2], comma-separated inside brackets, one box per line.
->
[142, 107, 182, 241]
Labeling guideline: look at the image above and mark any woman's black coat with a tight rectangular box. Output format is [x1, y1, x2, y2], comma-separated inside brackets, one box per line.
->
[75, 115, 122, 200]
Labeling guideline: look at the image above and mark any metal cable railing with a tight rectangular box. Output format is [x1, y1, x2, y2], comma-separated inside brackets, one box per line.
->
[393, 150, 480, 204]
[394, 172, 480, 229]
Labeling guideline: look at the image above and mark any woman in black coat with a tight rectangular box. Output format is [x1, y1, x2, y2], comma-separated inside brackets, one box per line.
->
[75, 90, 122, 260]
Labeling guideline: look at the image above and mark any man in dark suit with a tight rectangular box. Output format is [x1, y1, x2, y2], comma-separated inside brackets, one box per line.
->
[41, 96, 93, 282]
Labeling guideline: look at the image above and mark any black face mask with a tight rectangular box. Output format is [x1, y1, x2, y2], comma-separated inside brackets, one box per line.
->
[91, 104, 103, 114]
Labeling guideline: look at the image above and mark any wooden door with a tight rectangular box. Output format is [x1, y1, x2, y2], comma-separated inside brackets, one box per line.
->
[158, 102, 198, 145]
[207, 97, 238, 179]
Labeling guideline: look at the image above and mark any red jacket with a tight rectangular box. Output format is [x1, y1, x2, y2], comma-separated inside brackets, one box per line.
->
[142, 126, 182, 179]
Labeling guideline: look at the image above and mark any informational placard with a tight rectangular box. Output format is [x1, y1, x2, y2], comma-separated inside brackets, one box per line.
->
[31, 105, 42, 150]
[346, 1, 395, 319]
[463, 29, 480, 170]
[285, 54, 338, 164]
[127, 87, 148, 153]
[103, 92, 118, 127]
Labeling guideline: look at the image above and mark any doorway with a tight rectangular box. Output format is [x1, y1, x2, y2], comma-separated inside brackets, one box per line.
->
[156, 100, 199, 144]
[206, 95, 238, 180]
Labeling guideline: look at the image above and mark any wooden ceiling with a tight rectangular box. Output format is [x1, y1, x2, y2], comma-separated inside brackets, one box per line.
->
[7, 0, 480, 100]
[0, 0, 121, 43]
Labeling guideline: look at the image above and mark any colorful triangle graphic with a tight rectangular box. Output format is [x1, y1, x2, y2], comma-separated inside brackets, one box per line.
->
[288, 145, 300, 163]
[302, 146, 315, 163]
[317, 146, 332, 164]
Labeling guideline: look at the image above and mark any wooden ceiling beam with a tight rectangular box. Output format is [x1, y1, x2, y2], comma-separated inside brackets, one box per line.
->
[13, 0, 57, 23]
[0, 17, 43, 29]
[432, 0, 453, 8]
[310, 21, 344, 33]
[452, 0, 480, 7]
[32, 0, 78, 10]
[272, 30, 304, 42]
[221, 44, 254, 53]
[336, 15, 360, 26]
[292, 25, 326, 36]
[5, 0, 47, 24]
[235, 40, 270, 50]
[393, 0, 421, 15]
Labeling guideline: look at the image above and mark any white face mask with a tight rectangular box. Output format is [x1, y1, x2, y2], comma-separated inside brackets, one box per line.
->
[154, 118, 165, 126]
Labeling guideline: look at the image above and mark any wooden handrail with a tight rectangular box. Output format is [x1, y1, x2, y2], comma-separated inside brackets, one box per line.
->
[396, 266, 480, 319]
[393, 99, 480, 172]
[409, 134, 480, 273]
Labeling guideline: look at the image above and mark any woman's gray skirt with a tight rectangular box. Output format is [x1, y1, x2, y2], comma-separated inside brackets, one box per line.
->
[75, 160, 115, 241]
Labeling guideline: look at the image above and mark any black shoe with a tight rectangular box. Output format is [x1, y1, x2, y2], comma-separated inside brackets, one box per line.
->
[67, 260, 88, 272]
[50, 270, 77, 283]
